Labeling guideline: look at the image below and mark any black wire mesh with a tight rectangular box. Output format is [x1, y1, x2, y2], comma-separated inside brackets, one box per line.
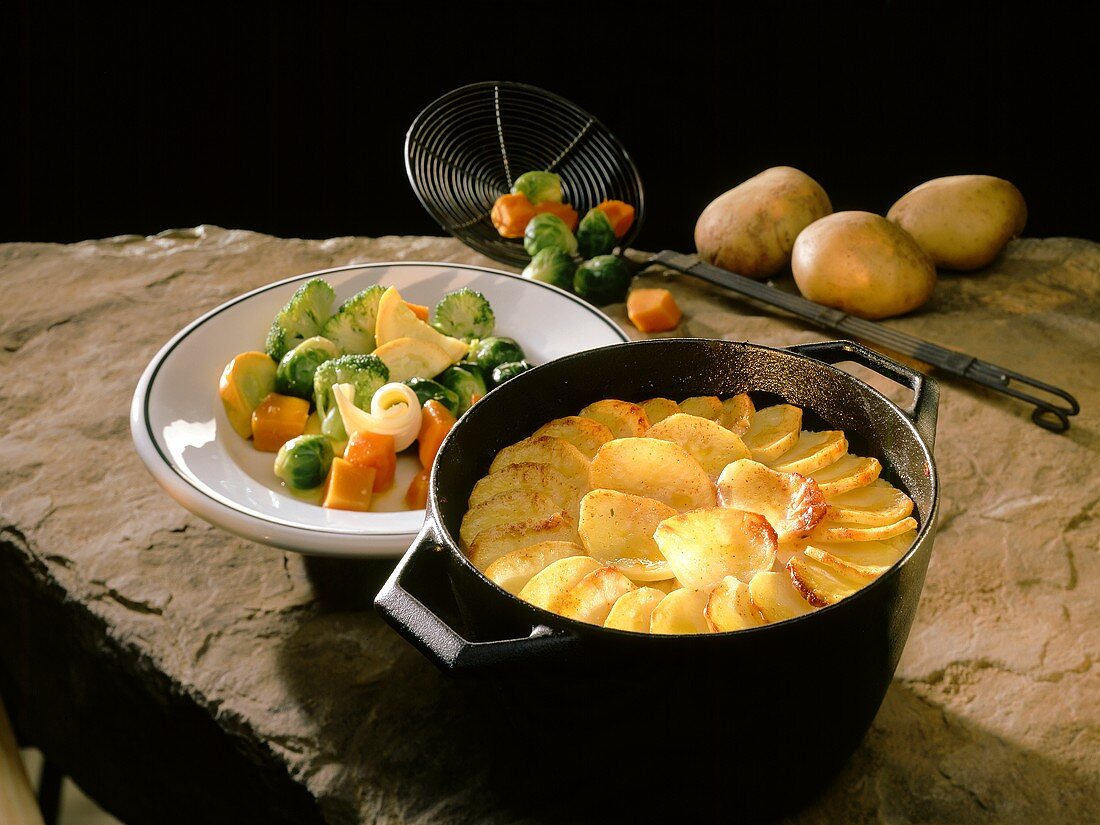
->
[406, 81, 645, 269]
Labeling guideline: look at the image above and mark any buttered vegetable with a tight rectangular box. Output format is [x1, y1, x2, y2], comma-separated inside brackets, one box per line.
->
[333, 382, 422, 452]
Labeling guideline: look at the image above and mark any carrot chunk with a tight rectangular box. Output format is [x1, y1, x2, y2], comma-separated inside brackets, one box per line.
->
[417, 400, 457, 468]
[627, 288, 682, 333]
[491, 193, 537, 238]
[404, 468, 431, 509]
[344, 431, 397, 492]
[405, 302, 430, 322]
[251, 392, 310, 452]
[595, 200, 635, 238]
[532, 201, 579, 232]
[322, 458, 376, 511]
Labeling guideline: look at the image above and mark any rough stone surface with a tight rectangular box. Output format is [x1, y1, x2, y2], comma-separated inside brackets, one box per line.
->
[1, 227, 1097, 823]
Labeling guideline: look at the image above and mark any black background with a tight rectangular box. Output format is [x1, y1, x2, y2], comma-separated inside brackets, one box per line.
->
[6, 3, 1097, 251]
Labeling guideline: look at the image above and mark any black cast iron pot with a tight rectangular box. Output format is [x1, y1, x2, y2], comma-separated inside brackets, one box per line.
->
[376, 339, 939, 819]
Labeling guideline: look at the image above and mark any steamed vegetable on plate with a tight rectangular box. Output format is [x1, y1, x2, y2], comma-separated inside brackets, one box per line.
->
[217, 281, 531, 512]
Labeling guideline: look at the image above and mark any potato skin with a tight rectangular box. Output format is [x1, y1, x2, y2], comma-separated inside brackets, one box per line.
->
[694, 166, 832, 280]
[887, 175, 1026, 271]
[791, 211, 936, 320]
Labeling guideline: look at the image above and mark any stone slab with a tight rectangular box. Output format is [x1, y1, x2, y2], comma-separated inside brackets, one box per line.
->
[1, 227, 1097, 823]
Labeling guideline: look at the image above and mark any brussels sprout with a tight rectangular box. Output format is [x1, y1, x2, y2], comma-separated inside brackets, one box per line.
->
[431, 288, 495, 340]
[313, 354, 390, 441]
[320, 284, 386, 354]
[521, 247, 576, 291]
[275, 336, 338, 399]
[491, 360, 532, 386]
[436, 365, 488, 415]
[274, 434, 334, 490]
[467, 336, 527, 375]
[404, 377, 461, 417]
[511, 171, 563, 205]
[576, 208, 618, 258]
[524, 213, 578, 258]
[573, 255, 632, 306]
[265, 278, 336, 362]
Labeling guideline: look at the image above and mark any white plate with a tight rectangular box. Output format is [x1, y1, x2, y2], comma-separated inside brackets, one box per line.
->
[131, 261, 628, 558]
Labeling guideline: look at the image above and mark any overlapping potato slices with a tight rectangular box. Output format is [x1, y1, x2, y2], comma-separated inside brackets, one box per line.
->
[468, 512, 579, 571]
[488, 435, 590, 484]
[557, 567, 637, 626]
[589, 438, 716, 511]
[716, 458, 827, 544]
[577, 489, 676, 581]
[578, 399, 650, 438]
[534, 416, 614, 459]
[461, 394, 921, 634]
[645, 414, 751, 480]
[650, 588, 712, 634]
[483, 540, 588, 595]
[654, 507, 777, 591]
[742, 403, 803, 462]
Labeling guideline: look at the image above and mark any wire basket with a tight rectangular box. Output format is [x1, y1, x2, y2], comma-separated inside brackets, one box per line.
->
[405, 81, 645, 269]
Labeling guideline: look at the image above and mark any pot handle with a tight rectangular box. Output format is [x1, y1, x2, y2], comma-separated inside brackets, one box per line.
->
[787, 340, 939, 449]
[375, 522, 579, 674]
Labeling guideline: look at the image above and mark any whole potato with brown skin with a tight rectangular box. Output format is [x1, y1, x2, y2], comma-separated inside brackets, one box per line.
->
[791, 211, 936, 320]
[695, 166, 832, 279]
[887, 175, 1027, 271]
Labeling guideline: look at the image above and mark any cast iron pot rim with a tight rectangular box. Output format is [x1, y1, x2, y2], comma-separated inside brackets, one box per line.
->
[427, 337, 940, 640]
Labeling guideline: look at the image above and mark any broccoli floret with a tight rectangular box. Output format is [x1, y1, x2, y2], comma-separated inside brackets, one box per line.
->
[320, 284, 386, 354]
[313, 354, 390, 441]
[431, 288, 495, 340]
[265, 278, 336, 362]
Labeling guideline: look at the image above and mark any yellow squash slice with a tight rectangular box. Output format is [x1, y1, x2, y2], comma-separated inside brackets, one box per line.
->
[374, 286, 469, 363]
[373, 337, 454, 382]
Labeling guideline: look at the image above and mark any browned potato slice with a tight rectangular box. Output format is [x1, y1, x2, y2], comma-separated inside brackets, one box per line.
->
[534, 416, 613, 459]
[742, 403, 803, 462]
[589, 438, 716, 511]
[374, 286, 469, 362]
[804, 530, 916, 578]
[578, 489, 676, 581]
[705, 576, 765, 632]
[373, 337, 454, 382]
[557, 567, 637, 625]
[809, 453, 882, 497]
[578, 399, 651, 438]
[645, 413, 751, 480]
[716, 458, 827, 543]
[787, 552, 865, 606]
[647, 577, 684, 594]
[468, 512, 579, 571]
[678, 395, 723, 420]
[459, 490, 561, 548]
[518, 556, 602, 612]
[489, 435, 589, 484]
[654, 507, 777, 590]
[650, 588, 712, 635]
[483, 540, 588, 595]
[809, 516, 918, 544]
[748, 571, 815, 623]
[640, 397, 681, 425]
[468, 462, 579, 515]
[824, 479, 914, 526]
[768, 430, 848, 475]
[604, 587, 667, 632]
[718, 393, 755, 435]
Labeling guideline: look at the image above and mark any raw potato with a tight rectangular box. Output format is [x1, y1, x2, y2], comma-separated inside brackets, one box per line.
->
[489, 435, 590, 483]
[645, 413, 751, 480]
[459, 490, 561, 548]
[887, 175, 1027, 271]
[518, 556, 603, 612]
[706, 576, 765, 632]
[589, 438, 716, 511]
[604, 587, 666, 633]
[557, 567, 637, 625]
[535, 416, 614, 459]
[716, 459, 827, 544]
[695, 166, 833, 279]
[578, 399, 650, 438]
[791, 211, 937, 320]
[650, 588, 712, 635]
[654, 507, 777, 591]
[578, 489, 677, 581]
[483, 540, 588, 595]
[467, 512, 579, 571]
